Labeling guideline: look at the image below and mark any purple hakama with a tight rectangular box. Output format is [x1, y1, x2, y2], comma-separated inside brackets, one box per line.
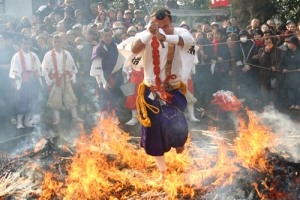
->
[15, 76, 39, 114]
[140, 88, 188, 156]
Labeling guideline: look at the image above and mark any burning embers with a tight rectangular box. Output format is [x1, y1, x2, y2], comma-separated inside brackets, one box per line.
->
[1, 109, 300, 199]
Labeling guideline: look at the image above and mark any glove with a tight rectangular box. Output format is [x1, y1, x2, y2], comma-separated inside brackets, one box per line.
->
[16, 80, 21, 91]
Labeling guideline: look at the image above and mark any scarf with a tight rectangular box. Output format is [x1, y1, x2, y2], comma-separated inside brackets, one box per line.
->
[255, 40, 263, 47]
[212, 39, 221, 55]
[19, 50, 35, 82]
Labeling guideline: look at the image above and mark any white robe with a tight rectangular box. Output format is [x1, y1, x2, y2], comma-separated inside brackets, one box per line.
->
[117, 28, 196, 86]
[10, 50, 42, 82]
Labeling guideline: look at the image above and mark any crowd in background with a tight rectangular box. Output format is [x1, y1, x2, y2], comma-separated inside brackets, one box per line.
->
[0, 0, 300, 129]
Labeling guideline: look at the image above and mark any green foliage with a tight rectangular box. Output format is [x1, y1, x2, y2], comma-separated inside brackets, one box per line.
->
[269, 0, 300, 23]
[178, 0, 210, 10]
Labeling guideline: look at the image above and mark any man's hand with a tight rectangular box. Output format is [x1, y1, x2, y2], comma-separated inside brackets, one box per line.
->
[217, 57, 223, 62]
[149, 21, 158, 35]
[103, 82, 110, 92]
[242, 67, 249, 73]
[282, 69, 288, 73]
[252, 54, 259, 60]
[271, 66, 276, 71]
[155, 29, 166, 42]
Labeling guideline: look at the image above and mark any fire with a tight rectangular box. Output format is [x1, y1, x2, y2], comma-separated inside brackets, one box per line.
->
[37, 109, 279, 199]
[234, 109, 277, 172]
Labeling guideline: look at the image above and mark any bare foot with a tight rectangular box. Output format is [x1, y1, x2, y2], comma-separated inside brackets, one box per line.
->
[176, 146, 184, 154]
[189, 115, 200, 122]
[125, 117, 138, 126]
[157, 171, 166, 182]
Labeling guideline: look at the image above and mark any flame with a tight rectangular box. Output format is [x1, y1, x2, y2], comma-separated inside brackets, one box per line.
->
[38, 109, 280, 199]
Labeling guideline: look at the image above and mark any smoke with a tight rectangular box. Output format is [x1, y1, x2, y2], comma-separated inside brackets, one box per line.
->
[257, 107, 300, 162]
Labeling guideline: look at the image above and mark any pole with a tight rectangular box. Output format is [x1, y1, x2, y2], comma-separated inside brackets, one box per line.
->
[229, 0, 237, 94]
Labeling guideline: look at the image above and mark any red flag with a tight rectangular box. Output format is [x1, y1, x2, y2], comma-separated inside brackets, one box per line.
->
[211, 0, 230, 8]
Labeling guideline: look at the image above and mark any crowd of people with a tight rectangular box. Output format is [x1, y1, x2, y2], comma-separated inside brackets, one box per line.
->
[0, 0, 300, 130]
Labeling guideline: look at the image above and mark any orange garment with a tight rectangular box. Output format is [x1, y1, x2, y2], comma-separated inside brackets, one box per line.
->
[188, 77, 194, 94]
[125, 68, 144, 110]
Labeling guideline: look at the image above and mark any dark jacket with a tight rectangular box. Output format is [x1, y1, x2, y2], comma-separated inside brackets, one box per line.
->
[258, 46, 282, 85]
[210, 41, 230, 73]
[281, 47, 300, 88]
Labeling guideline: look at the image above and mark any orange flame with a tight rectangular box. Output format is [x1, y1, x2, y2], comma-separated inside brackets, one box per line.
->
[38, 109, 279, 199]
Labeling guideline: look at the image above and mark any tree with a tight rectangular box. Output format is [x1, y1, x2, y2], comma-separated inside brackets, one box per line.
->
[269, 0, 300, 23]
[231, 0, 277, 29]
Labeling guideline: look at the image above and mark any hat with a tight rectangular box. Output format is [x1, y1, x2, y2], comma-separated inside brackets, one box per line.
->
[226, 26, 233, 33]
[286, 36, 299, 46]
[211, 22, 219, 26]
[127, 26, 137, 33]
[180, 21, 190, 30]
[125, 10, 132, 14]
[75, 9, 83, 17]
[128, 2, 133, 5]
[286, 20, 295, 25]
[134, 9, 141, 14]
[64, 0, 73, 3]
[72, 24, 82, 30]
[284, 30, 294, 38]
[98, 2, 103, 5]
[238, 30, 251, 38]
[112, 21, 123, 29]
[108, 8, 115, 12]
[66, 30, 75, 35]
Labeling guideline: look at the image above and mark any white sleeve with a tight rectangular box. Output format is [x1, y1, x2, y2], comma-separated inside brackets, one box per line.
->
[178, 28, 195, 50]
[9, 53, 22, 80]
[90, 57, 104, 77]
[42, 52, 53, 85]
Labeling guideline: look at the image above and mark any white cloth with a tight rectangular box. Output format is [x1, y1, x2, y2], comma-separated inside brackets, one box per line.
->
[90, 45, 125, 77]
[9, 50, 42, 82]
[42, 49, 77, 86]
[117, 28, 195, 86]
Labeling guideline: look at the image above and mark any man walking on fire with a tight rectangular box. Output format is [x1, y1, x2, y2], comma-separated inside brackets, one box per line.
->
[130, 8, 195, 180]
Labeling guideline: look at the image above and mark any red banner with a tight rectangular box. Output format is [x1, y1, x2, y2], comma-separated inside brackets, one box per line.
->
[210, 0, 230, 8]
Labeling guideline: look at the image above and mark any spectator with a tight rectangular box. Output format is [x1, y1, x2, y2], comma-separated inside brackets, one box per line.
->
[281, 36, 300, 110]
[95, 11, 110, 28]
[89, 4, 99, 23]
[267, 19, 276, 32]
[230, 17, 240, 34]
[211, 22, 219, 30]
[132, 10, 145, 27]
[180, 21, 190, 31]
[202, 21, 211, 33]
[286, 20, 297, 33]
[16, 17, 31, 33]
[195, 31, 204, 41]
[108, 8, 116, 27]
[123, 10, 133, 29]
[112, 22, 124, 44]
[211, 28, 231, 91]
[127, 26, 137, 37]
[144, 15, 150, 24]
[61, 8, 76, 31]
[74, 9, 88, 26]
[36, 0, 56, 21]
[53, 13, 63, 27]
[97, 2, 106, 13]
[66, 30, 76, 47]
[250, 18, 260, 35]
[258, 34, 282, 107]
[85, 28, 98, 47]
[206, 30, 213, 41]
[72, 24, 83, 38]
[128, 3, 135, 19]
[261, 23, 270, 33]
[40, 16, 56, 34]
[234, 30, 255, 102]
